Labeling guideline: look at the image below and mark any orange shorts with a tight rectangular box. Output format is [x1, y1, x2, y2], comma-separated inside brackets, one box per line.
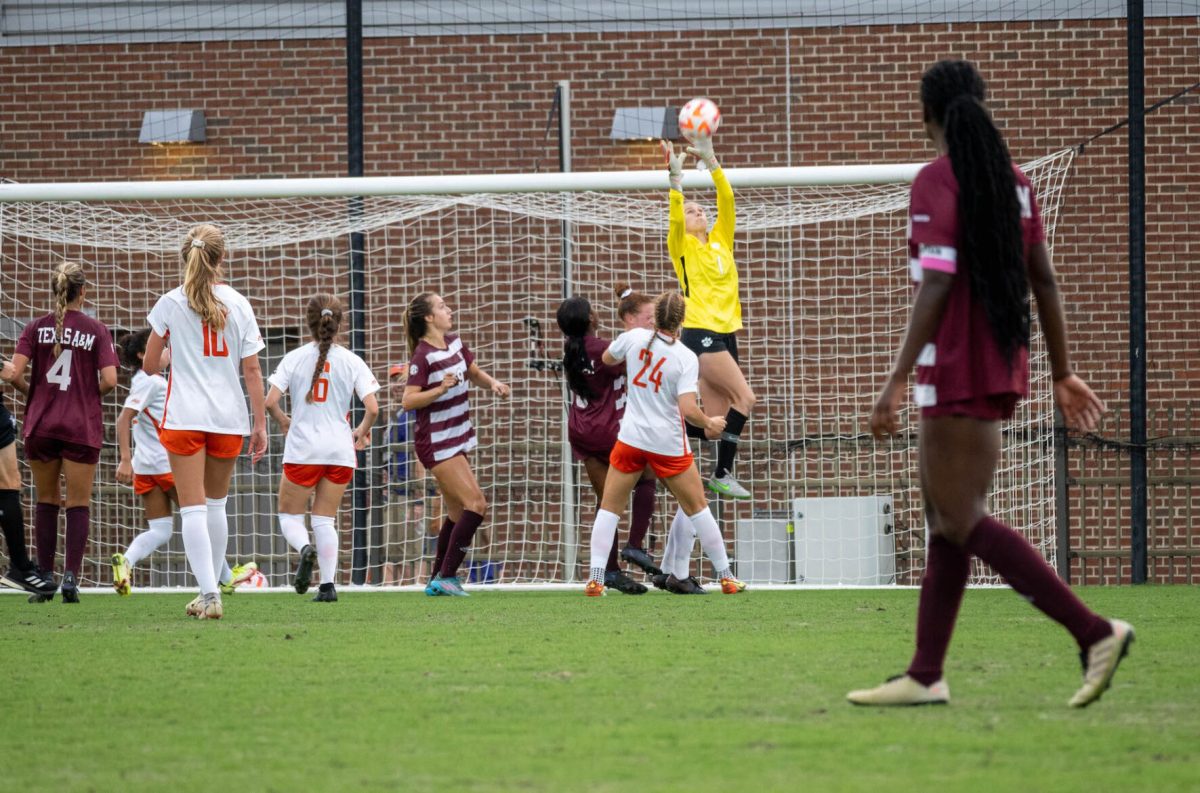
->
[283, 463, 354, 488]
[609, 440, 694, 479]
[159, 429, 244, 459]
[133, 472, 176, 495]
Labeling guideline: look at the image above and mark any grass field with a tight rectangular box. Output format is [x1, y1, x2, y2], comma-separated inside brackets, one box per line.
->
[1, 585, 1196, 792]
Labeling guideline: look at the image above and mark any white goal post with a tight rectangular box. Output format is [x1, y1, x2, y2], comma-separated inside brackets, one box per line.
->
[0, 150, 1074, 590]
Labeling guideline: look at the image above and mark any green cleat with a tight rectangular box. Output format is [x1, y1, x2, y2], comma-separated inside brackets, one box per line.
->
[706, 475, 752, 500]
[112, 553, 132, 596]
[221, 561, 259, 595]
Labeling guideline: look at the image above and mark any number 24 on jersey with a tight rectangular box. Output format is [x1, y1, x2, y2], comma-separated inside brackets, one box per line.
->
[632, 348, 665, 393]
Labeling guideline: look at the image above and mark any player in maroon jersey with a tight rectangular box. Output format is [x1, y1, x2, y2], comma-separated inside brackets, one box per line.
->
[402, 292, 510, 597]
[847, 60, 1131, 709]
[556, 285, 660, 594]
[1, 261, 118, 602]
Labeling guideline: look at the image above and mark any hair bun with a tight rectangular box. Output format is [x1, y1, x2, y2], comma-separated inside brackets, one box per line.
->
[321, 308, 334, 317]
[191, 238, 205, 249]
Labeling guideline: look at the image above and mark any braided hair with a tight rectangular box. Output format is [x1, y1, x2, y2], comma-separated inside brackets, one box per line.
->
[556, 296, 596, 401]
[51, 261, 86, 358]
[645, 291, 686, 355]
[921, 59, 1028, 364]
[305, 294, 342, 404]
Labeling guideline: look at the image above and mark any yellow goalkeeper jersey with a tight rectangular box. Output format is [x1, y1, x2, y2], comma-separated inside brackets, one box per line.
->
[667, 166, 742, 334]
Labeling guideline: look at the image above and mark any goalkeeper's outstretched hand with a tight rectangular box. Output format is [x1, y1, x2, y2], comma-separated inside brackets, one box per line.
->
[661, 140, 686, 192]
[687, 136, 718, 170]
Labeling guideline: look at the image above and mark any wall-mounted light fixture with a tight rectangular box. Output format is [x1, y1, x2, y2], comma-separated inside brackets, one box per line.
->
[139, 110, 206, 145]
[609, 107, 677, 141]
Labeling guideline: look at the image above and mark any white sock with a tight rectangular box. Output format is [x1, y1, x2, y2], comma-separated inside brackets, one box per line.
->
[125, 516, 173, 567]
[663, 507, 695, 579]
[278, 513, 310, 553]
[205, 497, 230, 590]
[219, 560, 234, 585]
[588, 509, 620, 583]
[180, 505, 217, 594]
[312, 515, 338, 586]
[688, 507, 731, 578]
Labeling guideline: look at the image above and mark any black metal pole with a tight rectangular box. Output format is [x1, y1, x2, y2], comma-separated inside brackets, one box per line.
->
[1054, 409, 1071, 583]
[347, 0, 368, 584]
[1127, 0, 1148, 584]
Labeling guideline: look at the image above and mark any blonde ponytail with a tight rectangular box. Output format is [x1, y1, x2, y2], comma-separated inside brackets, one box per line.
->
[51, 261, 86, 357]
[181, 224, 227, 331]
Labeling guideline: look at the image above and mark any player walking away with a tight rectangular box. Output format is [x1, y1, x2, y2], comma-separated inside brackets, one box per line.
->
[143, 224, 268, 620]
[0, 262, 118, 603]
[110, 329, 258, 596]
[402, 292, 510, 597]
[847, 60, 1132, 709]
[266, 295, 380, 602]
[662, 137, 756, 501]
[0, 370, 56, 597]
[584, 291, 746, 597]
[556, 286, 656, 595]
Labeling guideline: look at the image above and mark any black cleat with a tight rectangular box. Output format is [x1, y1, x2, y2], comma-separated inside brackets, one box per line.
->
[665, 574, 707, 595]
[294, 544, 317, 594]
[604, 570, 648, 595]
[650, 573, 669, 590]
[619, 545, 662, 576]
[313, 583, 338, 602]
[1, 564, 58, 596]
[60, 571, 80, 603]
[28, 591, 56, 603]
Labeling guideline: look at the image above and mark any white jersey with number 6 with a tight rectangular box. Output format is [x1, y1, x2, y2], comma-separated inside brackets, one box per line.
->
[268, 342, 380, 468]
[605, 327, 700, 457]
[147, 284, 265, 435]
[123, 370, 171, 475]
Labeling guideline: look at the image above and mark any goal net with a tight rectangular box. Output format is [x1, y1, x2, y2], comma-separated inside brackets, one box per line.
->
[0, 149, 1074, 589]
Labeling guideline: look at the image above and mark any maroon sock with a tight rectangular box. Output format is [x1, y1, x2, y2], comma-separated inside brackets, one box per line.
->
[34, 502, 60, 572]
[430, 516, 454, 580]
[965, 516, 1112, 649]
[606, 533, 620, 574]
[439, 510, 484, 578]
[906, 534, 970, 686]
[627, 478, 656, 550]
[64, 506, 90, 577]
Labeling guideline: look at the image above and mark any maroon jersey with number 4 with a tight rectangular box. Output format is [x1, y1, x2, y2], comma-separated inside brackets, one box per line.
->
[566, 335, 626, 459]
[15, 310, 118, 449]
[907, 155, 1046, 408]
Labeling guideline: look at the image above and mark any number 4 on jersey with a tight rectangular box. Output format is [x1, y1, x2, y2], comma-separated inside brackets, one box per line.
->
[632, 348, 665, 392]
[45, 349, 73, 391]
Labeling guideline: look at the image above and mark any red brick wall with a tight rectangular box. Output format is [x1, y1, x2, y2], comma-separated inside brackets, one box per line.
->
[1, 18, 1197, 584]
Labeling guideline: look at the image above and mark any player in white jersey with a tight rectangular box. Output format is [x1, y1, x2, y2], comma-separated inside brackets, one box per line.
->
[584, 291, 746, 596]
[266, 295, 380, 602]
[143, 223, 268, 620]
[110, 329, 258, 597]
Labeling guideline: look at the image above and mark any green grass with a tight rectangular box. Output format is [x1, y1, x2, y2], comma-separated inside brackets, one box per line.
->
[1, 586, 1196, 792]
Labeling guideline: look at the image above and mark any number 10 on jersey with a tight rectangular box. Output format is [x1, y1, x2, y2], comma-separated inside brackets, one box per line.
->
[632, 348, 665, 392]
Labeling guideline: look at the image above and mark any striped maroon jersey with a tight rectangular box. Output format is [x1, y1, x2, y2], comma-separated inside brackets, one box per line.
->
[407, 334, 477, 467]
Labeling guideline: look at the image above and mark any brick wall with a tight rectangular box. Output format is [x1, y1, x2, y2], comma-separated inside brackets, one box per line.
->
[1, 18, 1197, 584]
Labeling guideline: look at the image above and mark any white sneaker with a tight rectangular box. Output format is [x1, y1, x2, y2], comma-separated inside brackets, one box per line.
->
[184, 595, 204, 618]
[197, 593, 223, 621]
[847, 675, 950, 706]
[707, 475, 752, 500]
[1069, 619, 1134, 708]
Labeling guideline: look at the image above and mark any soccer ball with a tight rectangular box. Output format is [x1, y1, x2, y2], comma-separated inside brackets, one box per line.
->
[678, 98, 721, 141]
[242, 570, 267, 589]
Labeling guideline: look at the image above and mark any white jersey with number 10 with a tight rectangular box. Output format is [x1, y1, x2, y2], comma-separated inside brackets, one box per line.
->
[605, 327, 700, 458]
[268, 342, 380, 468]
[147, 284, 265, 435]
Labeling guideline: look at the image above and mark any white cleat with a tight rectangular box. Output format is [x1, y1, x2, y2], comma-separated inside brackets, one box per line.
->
[197, 593, 223, 621]
[847, 675, 950, 707]
[706, 475, 752, 500]
[1069, 619, 1134, 708]
[185, 595, 204, 618]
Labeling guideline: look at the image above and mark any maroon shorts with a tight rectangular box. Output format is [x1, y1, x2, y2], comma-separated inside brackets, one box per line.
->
[23, 435, 101, 465]
[570, 437, 616, 463]
[921, 393, 1020, 422]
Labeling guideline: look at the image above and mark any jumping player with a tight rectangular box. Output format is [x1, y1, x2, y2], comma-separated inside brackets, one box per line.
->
[144, 223, 268, 620]
[402, 292, 510, 597]
[111, 329, 257, 596]
[1, 261, 118, 603]
[584, 291, 745, 597]
[662, 137, 756, 500]
[266, 295, 380, 602]
[847, 60, 1132, 708]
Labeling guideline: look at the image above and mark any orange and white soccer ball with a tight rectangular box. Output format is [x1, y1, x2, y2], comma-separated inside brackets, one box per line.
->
[678, 98, 721, 141]
[241, 570, 268, 589]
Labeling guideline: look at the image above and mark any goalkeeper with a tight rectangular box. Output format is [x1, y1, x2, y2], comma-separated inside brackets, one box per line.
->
[662, 137, 755, 501]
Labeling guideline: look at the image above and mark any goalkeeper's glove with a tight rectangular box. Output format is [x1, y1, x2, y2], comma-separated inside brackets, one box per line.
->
[686, 136, 718, 170]
[661, 140, 686, 192]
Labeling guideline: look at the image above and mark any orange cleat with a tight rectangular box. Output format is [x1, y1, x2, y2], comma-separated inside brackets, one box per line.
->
[584, 580, 606, 597]
[720, 576, 747, 594]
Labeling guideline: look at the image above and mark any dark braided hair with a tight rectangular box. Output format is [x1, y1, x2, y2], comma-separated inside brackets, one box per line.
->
[305, 294, 341, 404]
[921, 59, 1028, 364]
[556, 296, 596, 401]
[117, 328, 152, 371]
